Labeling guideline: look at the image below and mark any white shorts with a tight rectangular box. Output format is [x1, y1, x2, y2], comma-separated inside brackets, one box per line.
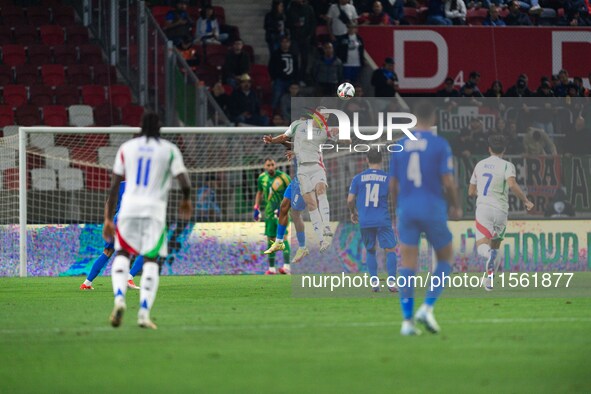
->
[115, 217, 168, 258]
[475, 205, 508, 241]
[297, 163, 327, 194]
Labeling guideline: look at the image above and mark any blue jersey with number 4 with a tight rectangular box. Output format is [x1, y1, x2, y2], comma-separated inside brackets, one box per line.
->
[389, 131, 453, 219]
[349, 168, 391, 228]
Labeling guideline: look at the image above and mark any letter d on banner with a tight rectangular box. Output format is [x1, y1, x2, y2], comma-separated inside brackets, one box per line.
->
[394, 30, 448, 90]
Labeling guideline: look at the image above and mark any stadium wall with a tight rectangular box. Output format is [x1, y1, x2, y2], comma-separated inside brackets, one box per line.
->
[0, 220, 589, 277]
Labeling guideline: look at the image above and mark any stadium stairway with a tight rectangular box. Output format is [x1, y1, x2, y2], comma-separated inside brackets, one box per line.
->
[218, 0, 269, 64]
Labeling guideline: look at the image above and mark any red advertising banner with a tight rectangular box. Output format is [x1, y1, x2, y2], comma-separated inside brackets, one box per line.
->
[359, 26, 591, 93]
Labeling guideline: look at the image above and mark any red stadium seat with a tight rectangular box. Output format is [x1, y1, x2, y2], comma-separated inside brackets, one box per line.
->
[41, 64, 65, 86]
[29, 85, 55, 106]
[40, 25, 65, 46]
[2, 45, 27, 67]
[70, 146, 97, 164]
[1, 6, 27, 26]
[403, 7, 419, 24]
[213, 6, 225, 25]
[65, 26, 89, 46]
[42, 105, 67, 126]
[52, 5, 76, 26]
[77, 165, 110, 190]
[251, 64, 271, 100]
[3, 168, 29, 190]
[151, 6, 173, 27]
[0, 26, 12, 45]
[466, 8, 488, 25]
[84, 134, 110, 150]
[0, 105, 14, 128]
[27, 6, 51, 26]
[204, 44, 227, 67]
[79, 44, 103, 65]
[15, 64, 39, 85]
[107, 85, 132, 108]
[13, 25, 39, 46]
[92, 64, 117, 85]
[0, 65, 13, 85]
[15, 105, 41, 126]
[120, 104, 144, 126]
[55, 85, 79, 106]
[66, 64, 92, 85]
[93, 103, 120, 126]
[53, 45, 78, 65]
[242, 45, 255, 63]
[3, 85, 27, 107]
[81, 85, 106, 107]
[194, 65, 220, 87]
[28, 44, 52, 65]
[187, 6, 201, 22]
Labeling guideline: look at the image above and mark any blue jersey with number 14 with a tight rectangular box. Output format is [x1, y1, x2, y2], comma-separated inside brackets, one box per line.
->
[389, 131, 453, 219]
[349, 168, 391, 228]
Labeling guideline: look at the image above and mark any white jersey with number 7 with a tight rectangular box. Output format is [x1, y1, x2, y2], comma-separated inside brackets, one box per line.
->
[470, 155, 516, 214]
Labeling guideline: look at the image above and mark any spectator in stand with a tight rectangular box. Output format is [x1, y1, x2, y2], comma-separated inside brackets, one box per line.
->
[573, 76, 586, 96]
[272, 113, 289, 126]
[385, 0, 408, 25]
[280, 82, 302, 121]
[269, 37, 299, 110]
[503, 119, 524, 155]
[287, 0, 316, 83]
[264, 0, 287, 55]
[211, 82, 230, 114]
[445, 0, 468, 24]
[485, 80, 504, 97]
[536, 79, 555, 97]
[310, 0, 332, 25]
[229, 74, 269, 126]
[371, 57, 398, 97]
[164, 0, 194, 48]
[195, 6, 228, 45]
[223, 40, 251, 89]
[313, 42, 343, 96]
[427, 0, 452, 25]
[483, 5, 507, 25]
[523, 127, 558, 155]
[505, 74, 532, 97]
[557, 8, 589, 25]
[492, 117, 507, 134]
[554, 69, 570, 97]
[466, 117, 488, 153]
[460, 82, 484, 98]
[327, 0, 359, 42]
[460, 71, 482, 95]
[564, 0, 591, 24]
[453, 128, 477, 157]
[359, 1, 392, 25]
[437, 77, 460, 97]
[505, 0, 533, 25]
[336, 23, 364, 84]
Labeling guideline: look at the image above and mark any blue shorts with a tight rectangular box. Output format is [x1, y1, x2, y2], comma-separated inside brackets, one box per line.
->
[284, 179, 305, 211]
[361, 226, 396, 252]
[397, 214, 452, 251]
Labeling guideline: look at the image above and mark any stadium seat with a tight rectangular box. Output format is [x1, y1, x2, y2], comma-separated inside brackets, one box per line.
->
[0, 106, 14, 128]
[66, 64, 92, 85]
[403, 7, 419, 24]
[41, 64, 65, 86]
[65, 26, 89, 46]
[53, 45, 78, 65]
[13, 25, 39, 46]
[97, 146, 118, 166]
[70, 146, 97, 164]
[1, 5, 27, 26]
[3, 167, 26, 190]
[29, 85, 55, 106]
[92, 64, 117, 85]
[52, 5, 76, 26]
[213, 6, 225, 25]
[84, 134, 109, 150]
[31, 168, 57, 190]
[57, 167, 84, 190]
[43, 146, 69, 169]
[40, 25, 65, 46]
[466, 8, 488, 25]
[0, 146, 16, 170]
[2, 125, 18, 137]
[79, 44, 103, 65]
[27, 6, 51, 26]
[194, 65, 220, 87]
[3, 85, 28, 107]
[14, 64, 39, 85]
[42, 105, 67, 126]
[56, 133, 85, 149]
[28, 44, 52, 65]
[107, 85, 132, 108]
[68, 104, 94, 126]
[0, 26, 12, 45]
[109, 133, 133, 146]
[81, 85, 106, 107]
[204, 44, 228, 68]
[0, 65, 13, 85]
[55, 84, 79, 106]
[16, 105, 42, 127]
[78, 165, 110, 190]
[121, 104, 144, 127]
[251, 64, 271, 100]
[2, 45, 27, 67]
[93, 103, 120, 126]
[30, 132, 55, 150]
[243, 45, 255, 64]
[151, 6, 173, 26]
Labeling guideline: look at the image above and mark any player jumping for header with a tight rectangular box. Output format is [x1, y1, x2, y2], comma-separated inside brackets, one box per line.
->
[468, 134, 534, 291]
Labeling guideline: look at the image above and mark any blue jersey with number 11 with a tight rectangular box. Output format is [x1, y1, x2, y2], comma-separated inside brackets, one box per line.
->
[389, 131, 453, 219]
[349, 168, 391, 228]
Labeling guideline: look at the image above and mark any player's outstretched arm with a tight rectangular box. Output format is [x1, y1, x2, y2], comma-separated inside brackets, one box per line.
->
[103, 174, 124, 242]
[442, 174, 462, 220]
[507, 176, 534, 211]
[177, 172, 193, 221]
[263, 134, 290, 145]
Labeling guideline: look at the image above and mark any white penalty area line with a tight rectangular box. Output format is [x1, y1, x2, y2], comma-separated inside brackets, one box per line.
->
[1, 317, 591, 335]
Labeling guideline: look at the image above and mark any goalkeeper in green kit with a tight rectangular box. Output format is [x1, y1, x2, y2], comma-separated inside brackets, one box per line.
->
[254, 158, 291, 274]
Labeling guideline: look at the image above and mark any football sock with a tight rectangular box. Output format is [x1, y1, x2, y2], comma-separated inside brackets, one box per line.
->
[111, 255, 129, 302]
[282, 240, 291, 263]
[276, 223, 287, 242]
[267, 239, 275, 267]
[296, 231, 306, 248]
[425, 261, 452, 307]
[317, 194, 330, 227]
[398, 267, 416, 320]
[129, 255, 144, 279]
[87, 252, 110, 282]
[386, 252, 398, 282]
[487, 249, 498, 274]
[366, 250, 378, 283]
[139, 262, 159, 319]
[309, 209, 324, 242]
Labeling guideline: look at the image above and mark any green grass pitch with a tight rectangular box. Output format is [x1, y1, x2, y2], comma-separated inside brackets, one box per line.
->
[0, 275, 589, 393]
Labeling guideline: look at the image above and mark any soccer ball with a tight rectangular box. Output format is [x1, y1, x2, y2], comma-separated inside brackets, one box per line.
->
[337, 82, 355, 100]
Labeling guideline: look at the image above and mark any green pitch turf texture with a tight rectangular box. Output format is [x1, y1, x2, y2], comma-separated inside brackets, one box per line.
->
[0, 276, 589, 393]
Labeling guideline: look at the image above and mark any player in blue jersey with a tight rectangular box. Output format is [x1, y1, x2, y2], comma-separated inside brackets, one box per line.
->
[389, 101, 461, 336]
[80, 181, 144, 290]
[347, 150, 398, 292]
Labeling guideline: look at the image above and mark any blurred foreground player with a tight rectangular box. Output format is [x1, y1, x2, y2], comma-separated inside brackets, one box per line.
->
[103, 113, 192, 329]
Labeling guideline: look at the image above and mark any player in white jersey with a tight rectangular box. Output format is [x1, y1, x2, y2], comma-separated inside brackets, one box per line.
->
[103, 113, 192, 329]
[263, 109, 336, 252]
[469, 135, 533, 290]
